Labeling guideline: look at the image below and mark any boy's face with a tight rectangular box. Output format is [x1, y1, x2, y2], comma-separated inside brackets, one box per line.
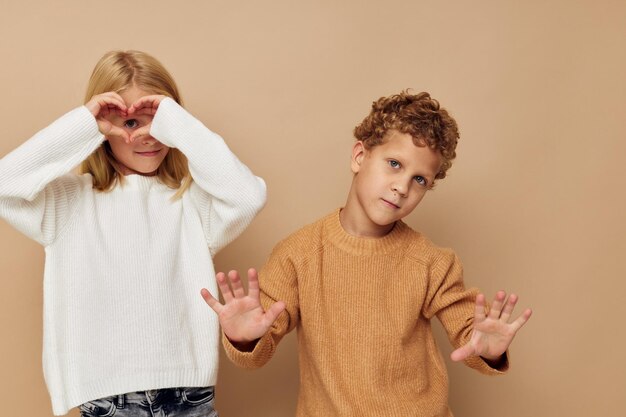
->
[341, 130, 442, 237]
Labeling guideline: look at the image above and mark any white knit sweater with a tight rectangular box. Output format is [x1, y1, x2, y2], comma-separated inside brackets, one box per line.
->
[0, 98, 266, 415]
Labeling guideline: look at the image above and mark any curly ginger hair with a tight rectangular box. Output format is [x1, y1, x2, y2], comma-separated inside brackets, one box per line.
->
[354, 91, 460, 180]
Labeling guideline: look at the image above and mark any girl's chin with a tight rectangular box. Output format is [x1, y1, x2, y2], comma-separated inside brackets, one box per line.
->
[118, 165, 160, 176]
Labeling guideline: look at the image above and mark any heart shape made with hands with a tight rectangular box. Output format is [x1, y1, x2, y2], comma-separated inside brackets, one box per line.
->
[86, 92, 166, 144]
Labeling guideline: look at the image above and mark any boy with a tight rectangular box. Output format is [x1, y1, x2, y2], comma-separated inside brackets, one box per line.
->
[202, 91, 532, 416]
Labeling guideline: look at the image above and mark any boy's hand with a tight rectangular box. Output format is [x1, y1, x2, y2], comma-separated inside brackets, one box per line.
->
[126, 95, 166, 143]
[450, 291, 532, 363]
[85, 92, 129, 142]
[201, 268, 286, 344]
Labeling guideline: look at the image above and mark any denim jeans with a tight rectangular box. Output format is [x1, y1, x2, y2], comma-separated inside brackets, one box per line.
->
[79, 387, 218, 417]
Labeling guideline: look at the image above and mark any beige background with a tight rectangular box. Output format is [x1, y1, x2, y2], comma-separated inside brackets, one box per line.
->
[1, 1, 625, 416]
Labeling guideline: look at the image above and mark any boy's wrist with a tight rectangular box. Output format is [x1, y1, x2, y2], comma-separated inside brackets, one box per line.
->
[230, 337, 260, 353]
[481, 353, 507, 369]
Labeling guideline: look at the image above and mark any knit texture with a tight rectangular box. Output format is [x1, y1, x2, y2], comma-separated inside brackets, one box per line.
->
[223, 210, 507, 417]
[0, 98, 266, 415]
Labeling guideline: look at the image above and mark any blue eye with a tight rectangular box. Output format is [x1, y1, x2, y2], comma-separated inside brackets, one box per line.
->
[414, 176, 427, 186]
[124, 119, 139, 129]
[389, 160, 400, 169]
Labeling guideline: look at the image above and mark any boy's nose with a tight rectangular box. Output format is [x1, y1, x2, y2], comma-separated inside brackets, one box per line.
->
[392, 181, 408, 197]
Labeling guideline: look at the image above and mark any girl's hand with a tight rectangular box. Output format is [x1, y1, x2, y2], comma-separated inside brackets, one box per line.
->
[450, 291, 532, 363]
[85, 92, 130, 142]
[201, 268, 286, 344]
[127, 95, 166, 143]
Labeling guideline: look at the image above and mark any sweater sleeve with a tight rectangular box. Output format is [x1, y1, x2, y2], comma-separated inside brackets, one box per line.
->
[0, 106, 104, 245]
[422, 249, 509, 375]
[149, 98, 266, 255]
[222, 240, 301, 368]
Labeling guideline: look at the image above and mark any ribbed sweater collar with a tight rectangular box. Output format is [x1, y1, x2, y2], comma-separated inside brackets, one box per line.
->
[117, 174, 163, 191]
[325, 208, 410, 256]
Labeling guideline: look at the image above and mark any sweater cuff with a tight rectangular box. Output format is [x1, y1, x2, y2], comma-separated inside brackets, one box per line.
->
[469, 350, 510, 375]
[221, 332, 274, 369]
[149, 97, 202, 148]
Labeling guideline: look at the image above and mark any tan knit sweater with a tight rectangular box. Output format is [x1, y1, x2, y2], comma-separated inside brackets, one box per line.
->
[223, 209, 507, 416]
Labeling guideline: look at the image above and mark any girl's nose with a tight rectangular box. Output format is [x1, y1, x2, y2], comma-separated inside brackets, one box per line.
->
[141, 135, 156, 145]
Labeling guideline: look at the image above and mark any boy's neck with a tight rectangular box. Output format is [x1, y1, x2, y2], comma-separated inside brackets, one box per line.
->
[338, 206, 396, 238]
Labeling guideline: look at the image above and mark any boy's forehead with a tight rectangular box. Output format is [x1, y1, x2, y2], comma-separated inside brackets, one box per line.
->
[380, 130, 426, 149]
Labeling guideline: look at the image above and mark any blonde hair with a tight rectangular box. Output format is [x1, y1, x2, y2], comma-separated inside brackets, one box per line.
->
[80, 50, 192, 199]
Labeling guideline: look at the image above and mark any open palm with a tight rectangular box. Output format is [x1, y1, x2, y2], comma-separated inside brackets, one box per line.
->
[201, 268, 285, 343]
[450, 291, 532, 362]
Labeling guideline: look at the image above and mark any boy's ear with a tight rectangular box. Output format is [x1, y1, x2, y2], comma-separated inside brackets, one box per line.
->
[351, 141, 366, 173]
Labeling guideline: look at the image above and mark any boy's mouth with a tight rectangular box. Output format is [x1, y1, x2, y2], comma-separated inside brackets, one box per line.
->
[381, 198, 400, 209]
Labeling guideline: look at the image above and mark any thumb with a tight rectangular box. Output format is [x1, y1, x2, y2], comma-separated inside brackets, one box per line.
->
[200, 288, 223, 315]
[450, 343, 475, 362]
[98, 121, 130, 143]
[262, 301, 286, 327]
[96, 119, 113, 136]
[130, 125, 151, 143]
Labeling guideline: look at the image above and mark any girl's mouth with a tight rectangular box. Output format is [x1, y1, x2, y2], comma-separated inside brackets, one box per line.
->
[136, 149, 162, 157]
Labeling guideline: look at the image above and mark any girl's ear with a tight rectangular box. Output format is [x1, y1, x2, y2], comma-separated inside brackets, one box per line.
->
[350, 141, 366, 174]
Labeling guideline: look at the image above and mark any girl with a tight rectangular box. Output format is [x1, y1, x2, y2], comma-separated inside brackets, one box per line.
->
[0, 50, 266, 416]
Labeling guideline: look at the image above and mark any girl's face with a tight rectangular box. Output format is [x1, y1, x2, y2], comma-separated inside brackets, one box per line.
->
[105, 86, 170, 176]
